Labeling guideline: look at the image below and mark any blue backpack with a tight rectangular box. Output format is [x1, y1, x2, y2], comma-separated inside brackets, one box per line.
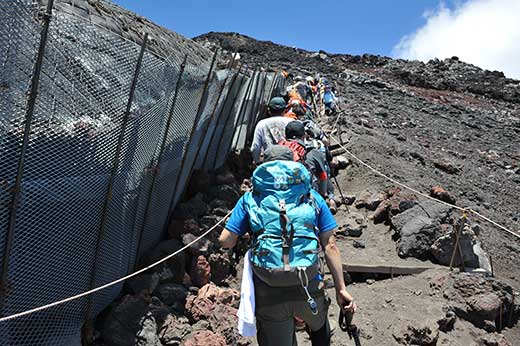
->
[243, 160, 321, 288]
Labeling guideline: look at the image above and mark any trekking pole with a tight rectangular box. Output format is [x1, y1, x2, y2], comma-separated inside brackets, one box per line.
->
[333, 176, 347, 203]
[339, 309, 361, 346]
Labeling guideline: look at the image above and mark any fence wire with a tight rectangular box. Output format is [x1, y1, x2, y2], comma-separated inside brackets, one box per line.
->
[0, 1, 286, 345]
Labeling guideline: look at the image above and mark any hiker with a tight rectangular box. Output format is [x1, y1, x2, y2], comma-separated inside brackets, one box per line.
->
[219, 145, 356, 346]
[251, 97, 293, 164]
[279, 121, 338, 213]
[320, 79, 337, 115]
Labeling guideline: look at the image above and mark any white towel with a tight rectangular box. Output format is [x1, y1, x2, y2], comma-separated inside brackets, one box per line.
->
[237, 249, 256, 336]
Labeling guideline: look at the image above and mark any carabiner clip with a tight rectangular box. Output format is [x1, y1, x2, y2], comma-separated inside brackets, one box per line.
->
[307, 297, 318, 315]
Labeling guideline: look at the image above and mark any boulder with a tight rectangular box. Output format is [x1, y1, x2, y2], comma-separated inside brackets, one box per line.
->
[355, 192, 385, 211]
[431, 228, 479, 267]
[181, 331, 227, 346]
[101, 295, 163, 346]
[158, 313, 192, 346]
[392, 202, 451, 259]
[430, 186, 456, 205]
[208, 304, 240, 345]
[392, 321, 439, 345]
[479, 333, 513, 346]
[168, 219, 202, 239]
[190, 255, 211, 287]
[373, 200, 390, 224]
[140, 240, 186, 284]
[208, 252, 231, 285]
[215, 171, 235, 185]
[430, 225, 491, 272]
[334, 155, 350, 169]
[185, 284, 240, 322]
[467, 293, 502, 322]
[371, 192, 417, 224]
[207, 184, 240, 208]
[433, 159, 461, 174]
[182, 234, 211, 256]
[429, 272, 518, 332]
[154, 283, 188, 312]
[172, 193, 209, 220]
[437, 310, 456, 332]
[185, 295, 214, 322]
[126, 273, 160, 295]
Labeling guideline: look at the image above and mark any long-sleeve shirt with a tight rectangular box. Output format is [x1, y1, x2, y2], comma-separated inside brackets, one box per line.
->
[250, 116, 293, 163]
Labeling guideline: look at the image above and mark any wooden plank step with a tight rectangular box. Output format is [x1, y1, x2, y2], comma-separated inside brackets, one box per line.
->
[343, 263, 444, 276]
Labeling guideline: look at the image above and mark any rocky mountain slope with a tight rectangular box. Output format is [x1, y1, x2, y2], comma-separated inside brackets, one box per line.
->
[88, 26, 520, 346]
[40, 0, 212, 64]
[195, 32, 520, 285]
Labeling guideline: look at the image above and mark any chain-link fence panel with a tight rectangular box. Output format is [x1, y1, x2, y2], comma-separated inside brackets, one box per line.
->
[88, 48, 181, 318]
[0, 2, 288, 345]
[0, 1, 145, 344]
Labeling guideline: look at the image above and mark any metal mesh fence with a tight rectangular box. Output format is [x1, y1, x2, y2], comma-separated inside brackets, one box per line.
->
[0, 1, 286, 345]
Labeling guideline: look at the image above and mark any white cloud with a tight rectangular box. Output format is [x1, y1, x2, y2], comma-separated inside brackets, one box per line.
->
[393, 0, 520, 79]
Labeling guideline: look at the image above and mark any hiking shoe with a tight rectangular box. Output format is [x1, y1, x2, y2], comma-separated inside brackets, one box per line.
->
[328, 199, 337, 214]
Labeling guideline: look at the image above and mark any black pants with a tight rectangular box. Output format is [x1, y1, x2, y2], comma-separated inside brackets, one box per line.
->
[254, 278, 331, 346]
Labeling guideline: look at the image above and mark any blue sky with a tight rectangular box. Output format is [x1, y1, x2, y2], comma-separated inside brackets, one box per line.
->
[112, 0, 455, 57]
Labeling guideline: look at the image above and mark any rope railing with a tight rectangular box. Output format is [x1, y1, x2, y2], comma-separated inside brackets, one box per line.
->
[330, 135, 520, 240]
[0, 210, 232, 322]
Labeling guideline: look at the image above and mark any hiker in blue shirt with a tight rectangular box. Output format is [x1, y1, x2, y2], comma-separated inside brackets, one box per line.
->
[219, 145, 356, 346]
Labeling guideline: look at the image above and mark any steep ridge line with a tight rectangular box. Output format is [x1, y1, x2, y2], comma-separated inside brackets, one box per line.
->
[330, 135, 520, 240]
[0, 210, 233, 323]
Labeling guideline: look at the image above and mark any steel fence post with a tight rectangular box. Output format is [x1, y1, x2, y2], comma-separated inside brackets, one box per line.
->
[132, 54, 188, 269]
[0, 0, 55, 313]
[167, 50, 218, 212]
[84, 33, 149, 319]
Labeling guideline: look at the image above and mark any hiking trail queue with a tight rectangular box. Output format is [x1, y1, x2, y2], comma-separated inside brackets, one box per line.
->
[220, 76, 357, 346]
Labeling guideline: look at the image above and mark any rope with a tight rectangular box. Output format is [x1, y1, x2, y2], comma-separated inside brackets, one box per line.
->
[330, 136, 520, 240]
[0, 210, 232, 322]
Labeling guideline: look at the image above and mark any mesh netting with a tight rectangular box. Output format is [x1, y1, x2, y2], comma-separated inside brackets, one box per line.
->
[0, 1, 287, 345]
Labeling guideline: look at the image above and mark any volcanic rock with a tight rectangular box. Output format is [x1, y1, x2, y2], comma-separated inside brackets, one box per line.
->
[208, 252, 232, 285]
[126, 273, 161, 295]
[181, 330, 227, 346]
[140, 239, 186, 284]
[168, 219, 202, 239]
[430, 186, 457, 205]
[392, 320, 439, 345]
[182, 234, 211, 256]
[154, 283, 188, 312]
[392, 201, 451, 259]
[437, 310, 456, 332]
[101, 295, 164, 346]
[190, 255, 211, 287]
[433, 159, 461, 174]
[159, 313, 192, 346]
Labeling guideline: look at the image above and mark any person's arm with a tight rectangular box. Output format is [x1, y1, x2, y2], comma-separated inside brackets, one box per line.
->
[319, 230, 357, 313]
[219, 229, 240, 249]
[250, 125, 263, 164]
[219, 196, 248, 249]
[318, 174, 328, 198]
